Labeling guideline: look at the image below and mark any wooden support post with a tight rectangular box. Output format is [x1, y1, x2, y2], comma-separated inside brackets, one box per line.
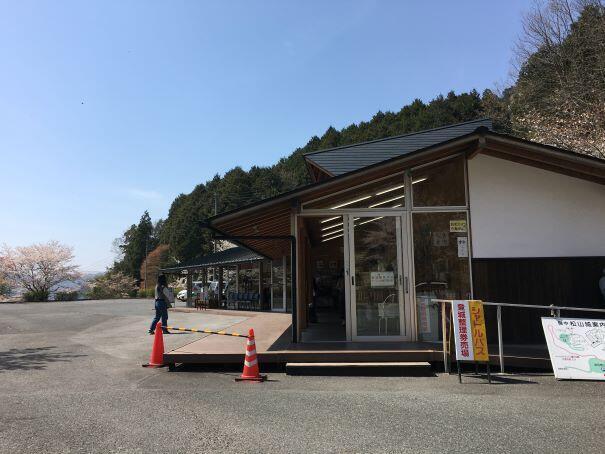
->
[497, 305, 504, 374]
[186, 274, 193, 308]
[218, 266, 223, 308]
[258, 261, 263, 308]
[441, 302, 449, 373]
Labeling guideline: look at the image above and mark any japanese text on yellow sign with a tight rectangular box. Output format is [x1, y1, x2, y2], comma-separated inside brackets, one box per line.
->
[468, 300, 488, 362]
[452, 300, 489, 362]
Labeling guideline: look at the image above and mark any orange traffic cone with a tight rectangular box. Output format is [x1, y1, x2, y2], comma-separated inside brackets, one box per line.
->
[142, 321, 165, 368]
[235, 328, 267, 382]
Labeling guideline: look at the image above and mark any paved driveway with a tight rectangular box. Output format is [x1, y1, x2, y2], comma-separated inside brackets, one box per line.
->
[1, 299, 604, 453]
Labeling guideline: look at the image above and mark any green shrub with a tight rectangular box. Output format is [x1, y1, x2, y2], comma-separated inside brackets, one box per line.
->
[23, 290, 50, 302]
[137, 288, 155, 298]
[85, 271, 137, 300]
[55, 290, 79, 301]
[0, 279, 11, 297]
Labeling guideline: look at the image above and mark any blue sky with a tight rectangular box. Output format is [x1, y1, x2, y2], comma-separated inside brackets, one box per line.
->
[0, 0, 528, 272]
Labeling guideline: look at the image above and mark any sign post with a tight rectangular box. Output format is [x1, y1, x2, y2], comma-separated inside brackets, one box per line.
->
[451, 300, 491, 383]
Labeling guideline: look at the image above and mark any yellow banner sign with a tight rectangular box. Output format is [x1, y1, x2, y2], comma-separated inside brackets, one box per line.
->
[452, 300, 489, 362]
[469, 300, 488, 362]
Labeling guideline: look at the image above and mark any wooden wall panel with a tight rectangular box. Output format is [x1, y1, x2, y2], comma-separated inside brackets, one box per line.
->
[472, 257, 605, 343]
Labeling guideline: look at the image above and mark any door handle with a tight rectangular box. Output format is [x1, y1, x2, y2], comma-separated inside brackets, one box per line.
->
[351, 275, 355, 286]
[404, 276, 409, 294]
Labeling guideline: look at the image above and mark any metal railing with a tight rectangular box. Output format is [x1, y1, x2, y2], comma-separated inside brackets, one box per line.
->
[432, 299, 605, 374]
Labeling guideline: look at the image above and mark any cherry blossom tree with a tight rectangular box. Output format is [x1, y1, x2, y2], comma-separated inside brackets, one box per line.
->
[0, 241, 81, 301]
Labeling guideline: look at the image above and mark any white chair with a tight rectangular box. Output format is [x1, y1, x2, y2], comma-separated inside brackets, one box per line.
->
[377, 294, 399, 335]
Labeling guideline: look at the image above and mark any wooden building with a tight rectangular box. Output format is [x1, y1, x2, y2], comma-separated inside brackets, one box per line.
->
[205, 119, 605, 345]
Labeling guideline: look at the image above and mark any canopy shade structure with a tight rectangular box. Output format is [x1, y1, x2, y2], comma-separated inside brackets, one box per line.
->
[160, 246, 263, 274]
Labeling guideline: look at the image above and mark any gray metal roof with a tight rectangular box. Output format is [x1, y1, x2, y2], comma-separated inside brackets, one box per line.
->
[305, 118, 493, 176]
[160, 246, 263, 273]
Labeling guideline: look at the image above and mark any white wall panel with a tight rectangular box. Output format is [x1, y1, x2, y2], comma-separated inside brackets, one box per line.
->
[468, 154, 605, 258]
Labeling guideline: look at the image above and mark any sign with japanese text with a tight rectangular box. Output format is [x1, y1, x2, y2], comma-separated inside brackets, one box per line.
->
[370, 271, 395, 288]
[541, 317, 605, 380]
[452, 300, 489, 362]
[457, 237, 469, 258]
[449, 220, 467, 233]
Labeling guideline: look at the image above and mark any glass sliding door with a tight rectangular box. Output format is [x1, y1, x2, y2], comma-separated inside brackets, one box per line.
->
[348, 215, 410, 340]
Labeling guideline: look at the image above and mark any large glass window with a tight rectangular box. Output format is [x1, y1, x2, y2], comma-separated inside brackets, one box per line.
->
[239, 263, 260, 292]
[412, 211, 471, 341]
[271, 258, 285, 311]
[412, 156, 466, 207]
[304, 174, 405, 210]
[285, 254, 292, 313]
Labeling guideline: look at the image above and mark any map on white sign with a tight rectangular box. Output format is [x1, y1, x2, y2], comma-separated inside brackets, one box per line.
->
[541, 317, 605, 380]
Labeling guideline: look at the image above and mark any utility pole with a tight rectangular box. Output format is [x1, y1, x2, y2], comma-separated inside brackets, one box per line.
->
[213, 192, 218, 253]
[144, 236, 149, 292]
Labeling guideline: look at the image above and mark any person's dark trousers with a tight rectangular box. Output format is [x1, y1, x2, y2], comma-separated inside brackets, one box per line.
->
[149, 299, 169, 332]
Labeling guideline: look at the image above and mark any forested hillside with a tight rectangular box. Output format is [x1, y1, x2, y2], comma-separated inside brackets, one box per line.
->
[111, 0, 604, 281]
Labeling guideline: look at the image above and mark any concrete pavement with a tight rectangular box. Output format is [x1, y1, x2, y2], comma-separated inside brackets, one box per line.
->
[1, 299, 604, 453]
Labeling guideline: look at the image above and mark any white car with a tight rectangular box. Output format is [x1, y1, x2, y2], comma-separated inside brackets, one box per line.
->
[177, 289, 188, 301]
[176, 281, 225, 301]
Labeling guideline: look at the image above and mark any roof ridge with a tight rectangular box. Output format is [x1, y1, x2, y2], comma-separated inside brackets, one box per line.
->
[303, 117, 492, 157]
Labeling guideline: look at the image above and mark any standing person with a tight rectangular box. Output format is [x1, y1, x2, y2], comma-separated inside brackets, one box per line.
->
[149, 275, 174, 335]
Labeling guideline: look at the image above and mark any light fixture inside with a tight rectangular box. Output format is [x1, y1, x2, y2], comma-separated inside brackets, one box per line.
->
[331, 195, 371, 209]
[322, 233, 344, 242]
[356, 216, 384, 226]
[321, 228, 343, 237]
[375, 184, 405, 196]
[369, 194, 405, 208]
[321, 222, 343, 231]
[320, 216, 341, 224]
[412, 177, 427, 184]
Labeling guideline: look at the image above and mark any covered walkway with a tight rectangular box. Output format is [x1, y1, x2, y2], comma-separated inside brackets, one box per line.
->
[160, 246, 291, 313]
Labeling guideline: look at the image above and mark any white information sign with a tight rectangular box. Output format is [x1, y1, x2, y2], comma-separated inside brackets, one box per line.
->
[541, 317, 605, 380]
[452, 300, 474, 361]
[370, 271, 395, 288]
[457, 237, 468, 258]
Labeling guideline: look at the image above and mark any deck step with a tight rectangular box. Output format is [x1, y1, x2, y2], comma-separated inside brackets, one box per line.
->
[285, 361, 434, 376]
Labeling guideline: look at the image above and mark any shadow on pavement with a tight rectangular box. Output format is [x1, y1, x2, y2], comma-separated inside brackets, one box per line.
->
[0, 346, 86, 372]
[459, 374, 538, 385]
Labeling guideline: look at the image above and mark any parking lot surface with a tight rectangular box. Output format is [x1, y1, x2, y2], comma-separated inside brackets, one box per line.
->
[1, 299, 604, 453]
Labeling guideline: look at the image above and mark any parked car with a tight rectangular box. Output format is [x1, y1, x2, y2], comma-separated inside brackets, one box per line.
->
[176, 280, 228, 301]
[177, 289, 188, 301]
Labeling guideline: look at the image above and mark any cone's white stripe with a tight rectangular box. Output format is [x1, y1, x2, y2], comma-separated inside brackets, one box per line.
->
[246, 349, 257, 357]
[244, 359, 258, 367]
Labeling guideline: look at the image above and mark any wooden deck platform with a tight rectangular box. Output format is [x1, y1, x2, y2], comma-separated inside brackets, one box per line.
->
[163, 310, 552, 369]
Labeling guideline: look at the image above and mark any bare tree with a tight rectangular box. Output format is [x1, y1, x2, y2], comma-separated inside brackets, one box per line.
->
[512, 0, 605, 158]
[0, 241, 81, 301]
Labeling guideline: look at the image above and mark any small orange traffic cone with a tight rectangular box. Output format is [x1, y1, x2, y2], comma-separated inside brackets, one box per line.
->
[235, 328, 267, 382]
[142, 321, 165, 368]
